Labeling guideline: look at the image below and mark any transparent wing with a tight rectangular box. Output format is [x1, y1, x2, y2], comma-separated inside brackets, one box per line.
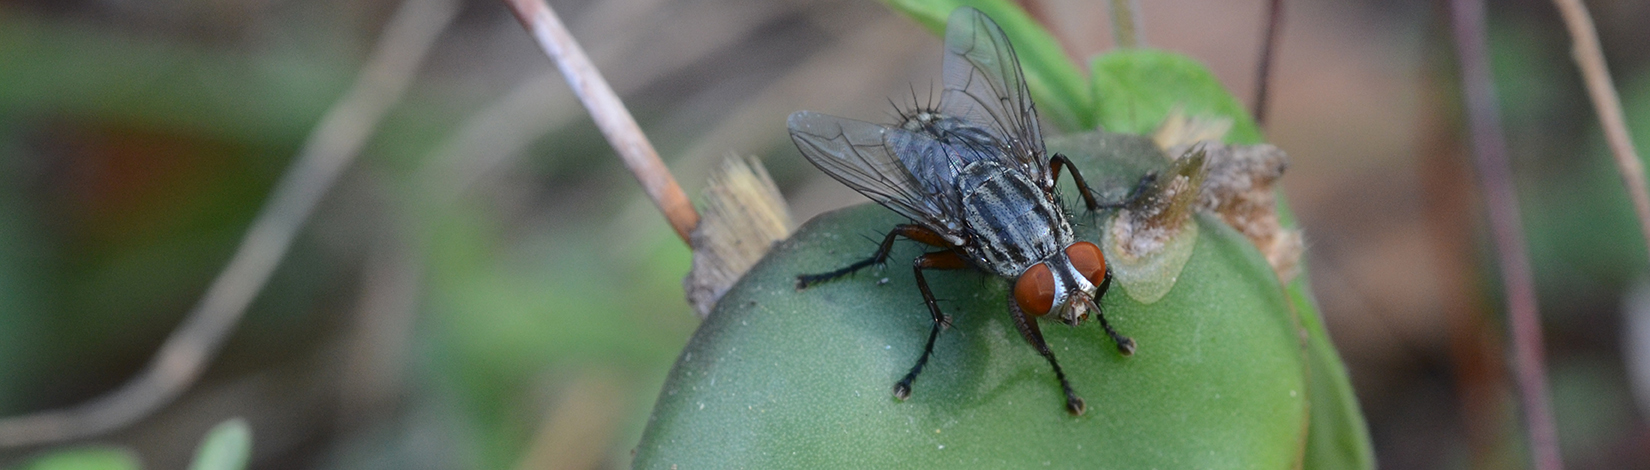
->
[939, 7, 1047, 178]
[788, 111, 961, 238]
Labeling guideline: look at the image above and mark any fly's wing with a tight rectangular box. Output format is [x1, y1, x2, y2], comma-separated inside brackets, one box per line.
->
[788, 111, 963, 239]
[939, 7, 1048, 181]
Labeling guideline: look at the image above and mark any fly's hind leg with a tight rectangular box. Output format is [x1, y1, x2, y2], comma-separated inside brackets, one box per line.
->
[893, 250, 969, 400]
[796, 223, 953, 288]
[1007, 290, 1086, 415]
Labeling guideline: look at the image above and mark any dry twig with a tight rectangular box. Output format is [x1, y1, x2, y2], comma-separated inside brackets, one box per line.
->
[1251, 0, 1284, 127]
[1550, 0, 1650, 263]
[0, 0, 459, 447]
[503, 0, 699, 243]
[1447, 0, 1563, 468]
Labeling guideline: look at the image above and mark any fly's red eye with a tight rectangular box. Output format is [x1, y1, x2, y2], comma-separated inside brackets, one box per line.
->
[1065, 241, 1107, 284]
[1014, 263, 1055, 316]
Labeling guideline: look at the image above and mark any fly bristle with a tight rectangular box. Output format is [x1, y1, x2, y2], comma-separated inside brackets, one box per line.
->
[887, 82, 944, 127]
[926, 79, 937, 111]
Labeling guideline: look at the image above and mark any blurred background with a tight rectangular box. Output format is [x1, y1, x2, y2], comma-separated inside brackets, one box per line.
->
[0, 0, 1648, 468]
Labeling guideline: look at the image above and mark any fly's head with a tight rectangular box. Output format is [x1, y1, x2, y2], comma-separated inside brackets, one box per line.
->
[1013, 241, 1109, 327]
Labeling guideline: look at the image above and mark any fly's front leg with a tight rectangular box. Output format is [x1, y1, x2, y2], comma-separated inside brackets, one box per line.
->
[893, 250, 968, 400]
[1007, 290, 1086, 415]
[796, 223, 953, 289]
[1094, 268, 1136, 355]
[1050, 153, 1157, 211]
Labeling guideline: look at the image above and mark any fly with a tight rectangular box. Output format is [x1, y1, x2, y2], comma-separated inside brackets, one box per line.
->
[788, 7, 1147, 415]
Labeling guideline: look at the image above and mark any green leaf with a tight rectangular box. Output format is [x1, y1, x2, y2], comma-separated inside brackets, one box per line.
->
[187, 418, 252, 470]
[1089, 49, 1264, 144]
[636, 134, 1308, 468]
[880, 0, 1093, 131]
[12, 447, 139, 470]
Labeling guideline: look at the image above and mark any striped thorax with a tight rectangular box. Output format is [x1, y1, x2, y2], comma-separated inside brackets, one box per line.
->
[957, 160, 1096, 326]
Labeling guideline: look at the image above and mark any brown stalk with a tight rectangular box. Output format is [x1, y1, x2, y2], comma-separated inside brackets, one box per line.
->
[1107, 0, 1143, 48]
[502, 0, 699, 244]
[1251, 0, 1283, 127]
[0, 0, 459, 447]
[1549, 0, 1650, 263]
[1447, 0, 1563, 469]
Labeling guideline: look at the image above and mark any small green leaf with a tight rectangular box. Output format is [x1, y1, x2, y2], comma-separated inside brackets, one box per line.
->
[1090, 49, 1263, 144]
[880, 0, 1093, 131]
[187, 418, 252, 470]
[13, 447, 139, 470]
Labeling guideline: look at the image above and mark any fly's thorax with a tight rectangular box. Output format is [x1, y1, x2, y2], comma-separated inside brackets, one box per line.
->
[899, 113, 995, 145]
[956, 161, 1072, 278]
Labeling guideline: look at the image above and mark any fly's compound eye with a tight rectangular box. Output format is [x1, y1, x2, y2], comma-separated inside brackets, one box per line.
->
[1065, 241, 1107, 285]
[1014, 263, 1056, 317]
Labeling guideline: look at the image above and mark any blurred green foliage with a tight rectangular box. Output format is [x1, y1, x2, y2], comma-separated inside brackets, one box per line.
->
[10, 447, 139, 470]
[0, 7, 698, 469]
[187, 419, 251, 470]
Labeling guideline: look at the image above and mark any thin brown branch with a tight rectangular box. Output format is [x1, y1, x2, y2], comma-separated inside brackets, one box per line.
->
[1251, 0, 1283, 127]
[503, 0, 699, 244]
[0, 0, 459, 448]
[1551, 0, 1650, 260]
[1107, 0, 1143, 48]
[1447, 0, 1563, 469]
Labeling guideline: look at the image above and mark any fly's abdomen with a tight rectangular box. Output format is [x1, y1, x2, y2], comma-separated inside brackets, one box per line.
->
[958, 162, 1070, 277]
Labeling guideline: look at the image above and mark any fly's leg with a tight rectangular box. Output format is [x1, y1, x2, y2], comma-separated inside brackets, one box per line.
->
[1049, 153, 1101, 210]
[1094, 268, 1137, 355]
[796, 224, 953, 288]
[893, 250, 968, 400]
[1049, 153, 1157, 211]
[1007, 290, 1086, 415]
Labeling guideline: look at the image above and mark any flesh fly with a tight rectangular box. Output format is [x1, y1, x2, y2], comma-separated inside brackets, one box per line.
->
[787, 7, 1144, 415]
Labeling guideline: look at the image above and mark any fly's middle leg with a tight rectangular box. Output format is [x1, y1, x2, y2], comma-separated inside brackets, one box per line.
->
[795, 223, 954, 289]
[893, 250, 968, 401]
[1007, 290, 1087, 415]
